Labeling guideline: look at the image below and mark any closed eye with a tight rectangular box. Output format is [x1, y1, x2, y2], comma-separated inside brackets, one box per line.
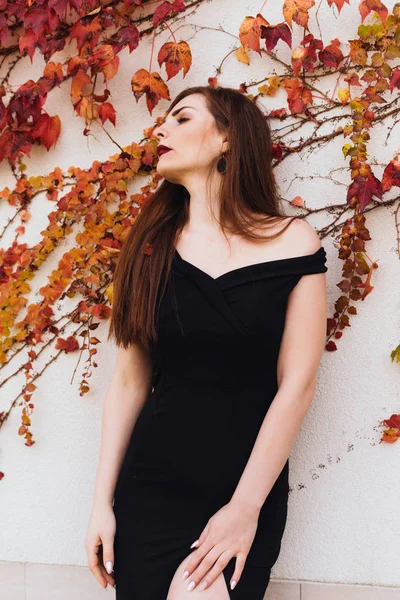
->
[177, 117, 189, 124]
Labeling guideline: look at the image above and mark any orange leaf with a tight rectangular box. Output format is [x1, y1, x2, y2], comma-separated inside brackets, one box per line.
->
[158, 41, 192, 80]
[291, 195, 304, 207]
[282, 77, 313, 113]
[239, 14, 270, 55]
[359, 0, 389, 23]
[283, 0, 315, 29]
[327, 0, 350, 12]
[43, 62, 64, 86]
[381, 429, 400, 443]
[102, 56, 120, 81]
[349, 40, 368, 66]
[71, 69, 92, 100]
[131, 69, 170, 115]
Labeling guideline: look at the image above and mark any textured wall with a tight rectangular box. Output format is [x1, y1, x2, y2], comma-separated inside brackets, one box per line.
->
[1, 0, 399, 587]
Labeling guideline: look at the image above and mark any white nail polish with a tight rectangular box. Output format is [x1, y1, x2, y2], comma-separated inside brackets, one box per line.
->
[230, 580, 237, 590]
[190, 539, 199, 548]
[187, 580, 195, 591]
[182, 570, 189, 581]
[105, 561, 113, 574]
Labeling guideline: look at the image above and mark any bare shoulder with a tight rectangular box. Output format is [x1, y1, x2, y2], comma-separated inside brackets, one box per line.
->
[282, 217, 323, 256]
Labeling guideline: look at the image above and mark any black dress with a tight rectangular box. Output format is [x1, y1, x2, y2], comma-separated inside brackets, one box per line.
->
[113, 245, 328, 599]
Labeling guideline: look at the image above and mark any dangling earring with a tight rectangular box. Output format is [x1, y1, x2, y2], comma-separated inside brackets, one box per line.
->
[217, 152, 227, 174]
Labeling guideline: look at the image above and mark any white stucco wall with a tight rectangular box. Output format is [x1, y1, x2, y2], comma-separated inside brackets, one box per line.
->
[1, 0, 399, 588]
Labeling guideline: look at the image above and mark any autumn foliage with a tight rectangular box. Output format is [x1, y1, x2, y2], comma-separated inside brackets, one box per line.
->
[1, 0, 400, 482]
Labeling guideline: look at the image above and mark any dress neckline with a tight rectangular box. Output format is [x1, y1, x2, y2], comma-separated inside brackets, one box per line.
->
[174, 246, 325, 282]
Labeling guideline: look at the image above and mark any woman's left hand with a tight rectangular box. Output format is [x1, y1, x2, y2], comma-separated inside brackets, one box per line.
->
[182, 500, 259, 592]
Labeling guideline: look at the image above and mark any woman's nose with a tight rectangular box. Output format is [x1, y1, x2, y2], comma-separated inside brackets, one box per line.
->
[154, 121, 167, 140]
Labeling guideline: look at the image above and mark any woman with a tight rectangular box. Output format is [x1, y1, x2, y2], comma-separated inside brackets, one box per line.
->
[85, 85, 328, 599]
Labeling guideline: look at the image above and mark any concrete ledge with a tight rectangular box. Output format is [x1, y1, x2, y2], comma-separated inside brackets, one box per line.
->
[1, 561, 400, 599]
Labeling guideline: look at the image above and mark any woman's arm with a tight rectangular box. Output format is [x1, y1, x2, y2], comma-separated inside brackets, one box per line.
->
[92, 342, 153, 507]
[230, 240, 327, 514]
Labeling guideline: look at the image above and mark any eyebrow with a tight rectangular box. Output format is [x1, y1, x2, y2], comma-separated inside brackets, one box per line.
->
[164, 106, 197, 121]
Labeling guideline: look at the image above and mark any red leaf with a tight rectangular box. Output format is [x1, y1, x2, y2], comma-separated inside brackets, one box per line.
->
[389, 69, 400, 93]
[55, 335, 80, 353]
[346, 174, 382, 212]
[24, 7, 52, 39]
[282, 77, 313, 114]
[268, 108, 287, 118]
[69, 17, 102, 53]
[98, 102, 116, 126]
[152, 0, 186, 27]
[114, 24, 140, 54]
[260, 22, 292, 53]
[382, 157, 400, 192]
[383, 414, 400, 429]
[19, 29, 37, 62]
[319, 38, 344, 68]
[31, 114, 61, 150]
[89, 304, 112, 319]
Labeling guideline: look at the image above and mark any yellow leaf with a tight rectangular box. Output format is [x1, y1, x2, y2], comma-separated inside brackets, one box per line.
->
[105, 283, 114, 304]
[236, 44, 249, 64]
[342, 143, 353, 157]
[338, 88, 349, 104]
[29, 176, 43, 189]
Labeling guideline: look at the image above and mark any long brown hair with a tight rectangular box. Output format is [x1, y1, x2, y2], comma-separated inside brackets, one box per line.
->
[107, 84, 297, 350]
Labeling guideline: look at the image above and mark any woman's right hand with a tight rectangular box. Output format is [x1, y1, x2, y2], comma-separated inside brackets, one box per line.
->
[85, 501, 116, 590]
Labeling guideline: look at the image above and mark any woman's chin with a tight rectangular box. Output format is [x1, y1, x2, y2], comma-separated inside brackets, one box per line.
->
[156, 165, 182, 183]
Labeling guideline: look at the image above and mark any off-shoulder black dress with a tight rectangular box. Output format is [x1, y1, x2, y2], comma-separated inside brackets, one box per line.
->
[113, 245, 328, 599]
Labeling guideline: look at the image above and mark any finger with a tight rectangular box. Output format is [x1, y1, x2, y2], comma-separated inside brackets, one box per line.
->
[184, 546, 222, 592]
[86, 540, 108, 589]
[97, 542, 116, 589]
[197, 550, 233, 591]
[190, 521, 210, 549]
[102, 537, 116, 586]
[229, 552, 247, 591]
[182, 539, 214, 581]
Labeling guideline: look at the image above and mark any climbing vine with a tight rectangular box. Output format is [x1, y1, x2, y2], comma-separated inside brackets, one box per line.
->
[1, 0, 400, 481]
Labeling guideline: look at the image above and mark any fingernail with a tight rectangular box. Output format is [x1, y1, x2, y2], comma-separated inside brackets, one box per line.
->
[187, 580, 195, 591]
[105, 561, 113, 574]
[182, 570, 189, 581]
[201, 579, 208, 590]
[190, 539, 199, 548]
[230, 580, 237, 590]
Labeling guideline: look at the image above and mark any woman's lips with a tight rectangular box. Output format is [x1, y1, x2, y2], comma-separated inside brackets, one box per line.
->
[158, 148, 172, 156]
